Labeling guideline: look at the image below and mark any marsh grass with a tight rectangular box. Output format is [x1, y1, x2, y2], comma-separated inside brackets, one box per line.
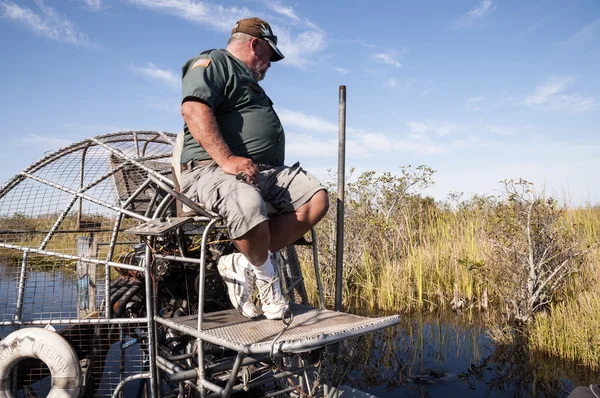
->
[0, 212, 140, 261]
[298, 170, 600, 369]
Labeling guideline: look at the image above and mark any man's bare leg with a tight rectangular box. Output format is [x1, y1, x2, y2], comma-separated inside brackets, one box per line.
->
[228, 190, 327, 319]
[233, 221, 270, 266]
[232, 220, 293, 320]
[267, 190, 329, 252]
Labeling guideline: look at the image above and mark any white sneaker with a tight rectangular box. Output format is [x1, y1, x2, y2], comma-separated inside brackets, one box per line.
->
[217, 253, 262, 318]
[256, 267, 289, 320]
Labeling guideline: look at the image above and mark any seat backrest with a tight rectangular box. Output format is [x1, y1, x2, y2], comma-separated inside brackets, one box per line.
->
[171, 131, 185, 186]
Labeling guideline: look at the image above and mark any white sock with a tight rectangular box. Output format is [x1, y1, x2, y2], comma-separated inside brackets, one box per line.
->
[252, 254, 275, 280]
[235, 252, 251, 269]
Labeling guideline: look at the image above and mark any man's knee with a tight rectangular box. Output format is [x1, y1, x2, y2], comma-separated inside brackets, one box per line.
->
[299, 190, 329, 225]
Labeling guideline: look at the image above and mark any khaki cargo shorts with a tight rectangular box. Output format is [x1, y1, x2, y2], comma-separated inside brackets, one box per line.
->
[179, 162, 325, 239]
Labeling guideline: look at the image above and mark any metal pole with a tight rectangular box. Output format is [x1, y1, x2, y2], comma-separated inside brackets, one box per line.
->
[310, 228, 325, 309]
[14, 251, 28, 322]
[145, 238, 159, 398]
[335, 85, 346, 312]
[78, 147, 87, 227]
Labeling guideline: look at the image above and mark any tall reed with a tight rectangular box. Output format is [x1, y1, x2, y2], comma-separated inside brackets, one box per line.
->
[298, 172, 600, 369]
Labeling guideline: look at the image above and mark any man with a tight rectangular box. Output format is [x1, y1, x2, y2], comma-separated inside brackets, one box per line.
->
[179, 18, 329, 320]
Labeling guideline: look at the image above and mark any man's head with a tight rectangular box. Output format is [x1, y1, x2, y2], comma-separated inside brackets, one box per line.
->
[227, 17, 284, 81]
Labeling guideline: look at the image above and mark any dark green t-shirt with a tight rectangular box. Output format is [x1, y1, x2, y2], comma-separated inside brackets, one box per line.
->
[180, 49, 285, 166]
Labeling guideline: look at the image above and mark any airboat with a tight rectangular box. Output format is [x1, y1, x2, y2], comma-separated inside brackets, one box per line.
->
[0, 128, 400, 397]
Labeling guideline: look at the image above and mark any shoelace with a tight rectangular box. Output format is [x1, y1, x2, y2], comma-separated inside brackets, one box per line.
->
[242, 268, 256, 291]
[257, 277, 281, 302]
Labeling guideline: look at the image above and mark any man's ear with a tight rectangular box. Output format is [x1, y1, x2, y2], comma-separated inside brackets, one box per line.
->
[250, 38, 261, 53]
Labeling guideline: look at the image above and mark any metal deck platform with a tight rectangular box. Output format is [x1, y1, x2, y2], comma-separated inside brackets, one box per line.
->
[156, 303, 400, 355]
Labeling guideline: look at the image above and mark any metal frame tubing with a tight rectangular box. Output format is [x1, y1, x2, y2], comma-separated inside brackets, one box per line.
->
[221, 352, 247, 397]
[20, 171, 151, 222]
[310, 228, 325, 309]
[14, 251, 28, 322]
[145, 238, 159, 398]
[225, 368, 304, 395]
[0, 318, 148, 327]
[196, 217, 219, 397]
[0, 243, 145, 273]
[105, 213, 123, 321]
[156, 356, 224, 395]
[110, 373, 152, 398]
[154, 192, 175, 218]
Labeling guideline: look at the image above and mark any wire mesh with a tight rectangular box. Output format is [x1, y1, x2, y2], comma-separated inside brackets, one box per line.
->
[0, 131, 175, 397]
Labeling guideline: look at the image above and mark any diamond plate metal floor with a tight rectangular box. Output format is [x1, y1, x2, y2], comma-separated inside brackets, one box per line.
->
[157, 304, 400, 355]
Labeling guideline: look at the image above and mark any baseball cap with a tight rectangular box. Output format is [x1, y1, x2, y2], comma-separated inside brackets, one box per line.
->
[231, 17, 285, 62]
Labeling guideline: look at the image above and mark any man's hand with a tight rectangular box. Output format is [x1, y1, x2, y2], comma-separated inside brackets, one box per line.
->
[182, 101, 259, 185]
[221, 155, 259, 186]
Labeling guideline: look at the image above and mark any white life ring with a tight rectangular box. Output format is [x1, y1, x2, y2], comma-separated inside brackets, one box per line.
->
[0, 328, 82, 398]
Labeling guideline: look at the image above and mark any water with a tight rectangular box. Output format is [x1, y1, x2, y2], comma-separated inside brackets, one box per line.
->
[0, 263, 146, 397]
[2, 263, 599, 397]
[344, 314, 599, 397]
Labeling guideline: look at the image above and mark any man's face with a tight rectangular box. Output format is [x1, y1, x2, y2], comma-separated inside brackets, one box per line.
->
[251, 39, 273, 81]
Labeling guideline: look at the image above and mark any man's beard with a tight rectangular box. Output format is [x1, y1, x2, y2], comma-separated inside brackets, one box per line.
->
[252, 61, 269, 81]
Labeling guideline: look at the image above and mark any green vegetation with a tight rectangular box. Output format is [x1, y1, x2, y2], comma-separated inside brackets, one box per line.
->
[299, 167, 600, 370]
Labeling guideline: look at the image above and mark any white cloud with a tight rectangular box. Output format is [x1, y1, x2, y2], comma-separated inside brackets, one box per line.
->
[408, 120, 458, 138]
[126, 0, 249, 31]
[485, 124, 517, 137]
[286, 131, 447, 160]
[456, 0, 496, 27]
[265, 2, 299, 21]
[283, 112, 475, 159]
[466, 95, 486, 111]
[522, 76, 598, 113]
[286, 133, 338, 158]
[348, 38, 375, 49]
[131, 62, 179, 90]
[333, 67, 350, 74]
[276, 29, 327, 67]
[276, 108, 338, 133]
[372, 52, 402, 68]
[525, 76, 574, 104]
[466, 0, 495, 19]
[125, 0, 326, 68]
[276, 107, 369, 137]
[385, 78, 398, 88]
[280, 108, 504, 161]
[561, 18, 600, 46]
[84, 0, 102, 10]
[304, 19, 322, 32]
[0, 0, 90, 46]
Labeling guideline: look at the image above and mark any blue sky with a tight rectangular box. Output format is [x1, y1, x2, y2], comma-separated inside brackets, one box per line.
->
[1, 0, 599, 205]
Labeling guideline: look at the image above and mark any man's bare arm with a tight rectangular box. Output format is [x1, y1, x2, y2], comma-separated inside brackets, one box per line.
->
[181, 101, 258, 183]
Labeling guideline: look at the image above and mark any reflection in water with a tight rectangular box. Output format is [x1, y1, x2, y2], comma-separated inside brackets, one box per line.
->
[345, 314, 600, 397]
[0, 261, 79, 328]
